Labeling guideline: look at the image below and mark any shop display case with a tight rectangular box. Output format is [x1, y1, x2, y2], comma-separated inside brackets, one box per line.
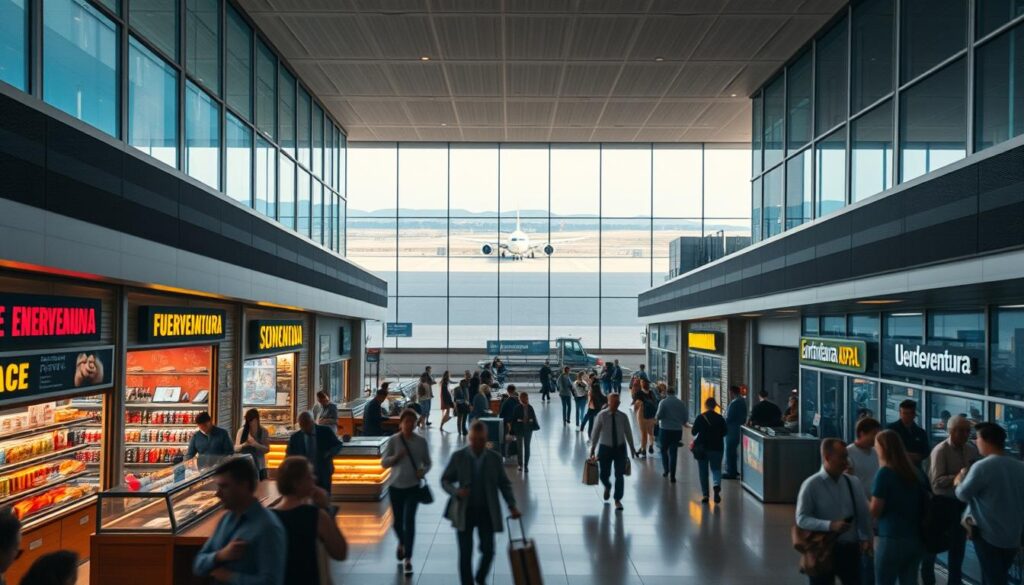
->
[0, 399, 103, 528]
[243, 354, 294, 425]
[95, 456, 235, 534]
[265, 435, 391, 501]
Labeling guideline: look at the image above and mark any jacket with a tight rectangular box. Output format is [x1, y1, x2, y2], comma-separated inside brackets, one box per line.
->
[470, 393, 490, 419]
[511, 404, 540, 435]
[725, 397, 748, 427]
[691, 411, 728, 452]
[285, 425, 343, 488]
[557, 373, 573, 396]
[441, 446, 517, 532]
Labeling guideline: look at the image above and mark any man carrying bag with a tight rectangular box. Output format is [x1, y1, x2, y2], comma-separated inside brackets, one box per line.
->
[794, 438, 871, 584]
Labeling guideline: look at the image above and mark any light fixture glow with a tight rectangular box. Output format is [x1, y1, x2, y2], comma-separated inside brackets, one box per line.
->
[420, 56, 431, 61]
[739, 313, 763, 318]
[654, 57, 664, 62]
[857, 299, 902, 305]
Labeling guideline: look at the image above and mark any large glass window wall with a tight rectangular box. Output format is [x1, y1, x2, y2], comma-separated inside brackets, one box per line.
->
[750, 0, 1024, 244]
[7, 0, 347, 255]
[348, 142, 751, 350]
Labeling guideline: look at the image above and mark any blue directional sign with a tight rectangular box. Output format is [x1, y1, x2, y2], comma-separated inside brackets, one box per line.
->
[386, 322, 413, 337]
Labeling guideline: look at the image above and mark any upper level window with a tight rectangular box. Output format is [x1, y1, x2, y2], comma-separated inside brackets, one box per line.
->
[0, 0, 29, 91]
[185, 0, 220, 94]
[815, 17, 848, 136]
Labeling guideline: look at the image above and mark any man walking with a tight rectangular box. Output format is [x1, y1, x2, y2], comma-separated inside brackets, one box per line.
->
[955, 422, 1024, 585]
[795, 438, 872, 585]
[922, 415, 979, 585]
[588, 393, 638, 511]
[193, 458, 286, 585]
[286, 411, 343, 493]
[557, 366, 573, 426]
[512, 393, 539, 473]
[723, 385, 747, 479]
[538, 361, 553, 402]
[611, 359, 623, 394]
[600, 363, 612, 394]
[654, 386, 687, 482]
[419, 366, 436, 426]
[442, 421, 521, 585]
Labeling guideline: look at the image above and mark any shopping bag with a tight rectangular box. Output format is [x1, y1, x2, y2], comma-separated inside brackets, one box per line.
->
[582, 458, 599, 485]
[507, 516, 544, 585]
[623, 457, 632, 477]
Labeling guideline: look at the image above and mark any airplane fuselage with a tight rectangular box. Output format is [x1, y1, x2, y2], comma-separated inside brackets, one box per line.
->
[506, 230, 531, 256]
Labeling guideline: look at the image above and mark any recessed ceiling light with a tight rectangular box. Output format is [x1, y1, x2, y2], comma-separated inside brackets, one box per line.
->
[857, 299, 902, 305]
[730, 93, 737, 97]
[441, 123, 447, 126]
[420, 56, 431, 61]
[739, 313, 762, 318]
[777, 309, 798, 313]
[654, 57, 664, 62]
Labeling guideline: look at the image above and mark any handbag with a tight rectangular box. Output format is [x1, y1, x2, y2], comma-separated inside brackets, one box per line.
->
[399, 435, 434, 504]
[689, 414, 710, 461]
[623, 457, 632, 477]
[792, 475, 858, 577]
[582, 458, 599, 485]
[317, 541, 334, 585]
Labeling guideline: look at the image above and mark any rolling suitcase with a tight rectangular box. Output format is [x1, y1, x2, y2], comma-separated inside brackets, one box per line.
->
[480, 416, 504, 455]
[507, 516, 543, 585]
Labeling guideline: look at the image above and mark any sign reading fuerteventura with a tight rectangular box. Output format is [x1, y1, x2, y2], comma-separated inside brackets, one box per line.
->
[892, 343, 975, 375]
[799, 337, 867, 373]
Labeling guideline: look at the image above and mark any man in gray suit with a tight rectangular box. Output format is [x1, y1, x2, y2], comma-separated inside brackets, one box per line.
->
[442, 420, 521, 585]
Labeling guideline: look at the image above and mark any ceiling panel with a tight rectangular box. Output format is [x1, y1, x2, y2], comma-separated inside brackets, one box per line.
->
[507, 64, 563, 97]
[447, 63, 503, 97]
[506, 16, 571, 59]
[241, 0, 845, 141]
[435, 15, 503, 59]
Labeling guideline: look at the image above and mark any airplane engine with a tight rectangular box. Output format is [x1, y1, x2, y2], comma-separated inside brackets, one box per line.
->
[481, 244, 493, 255]
[543, 244, 554, 256]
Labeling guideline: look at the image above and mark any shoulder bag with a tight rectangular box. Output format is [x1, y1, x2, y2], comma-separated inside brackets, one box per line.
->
[399, 435, 434, 504]
[792, 475, 859, 577]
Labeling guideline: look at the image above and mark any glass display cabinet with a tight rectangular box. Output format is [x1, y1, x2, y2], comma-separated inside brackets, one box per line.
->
[95, 455, 239, 534]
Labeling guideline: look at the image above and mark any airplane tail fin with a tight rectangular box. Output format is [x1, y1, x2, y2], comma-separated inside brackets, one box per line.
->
[516, 208, 521, 230]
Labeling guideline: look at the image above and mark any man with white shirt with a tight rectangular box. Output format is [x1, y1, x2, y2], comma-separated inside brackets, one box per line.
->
[846, 417, 881, 501]
[796, 438, 872, 585]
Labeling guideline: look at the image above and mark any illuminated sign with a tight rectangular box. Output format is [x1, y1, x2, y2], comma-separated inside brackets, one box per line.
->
[249, 320, 304, 355]
[688, 331, 723, 354]
[0, 294, 101, 348]
[799, 337, 867, 373]
[138, 307, 226, 344]
[0, 346, 114, 404]
[882, 341, 984, 388]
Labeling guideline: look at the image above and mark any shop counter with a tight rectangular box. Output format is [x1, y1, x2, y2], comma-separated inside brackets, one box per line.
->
[89, 457, 279, 585]
[266, 435, 392, 501]
[740, 426, 820, 504]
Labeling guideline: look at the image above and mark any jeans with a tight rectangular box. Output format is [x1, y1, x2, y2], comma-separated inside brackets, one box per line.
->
[613, 381, 622, 393]
[808, 541, 862, 585]
[421, 399, 432, 421]
[697, 450, 723, 497]
[973, 534, 1018, 585]
[724, 424, 741, 476]
[874, 536, 924, 585]
[458, 507, 495, 585]
[560, 395, 572, 423]
[601, 380, 612, 393]
[517, 431, 533, 468]
[597, 444, 628, 501]
[575, 397, 587, 426]
[389, 485, 421, 558]
[659, 429, 682, 478]
[582, 408, 599, 436]
[920, 514, 967, 585]
[457, 410, 468, 435]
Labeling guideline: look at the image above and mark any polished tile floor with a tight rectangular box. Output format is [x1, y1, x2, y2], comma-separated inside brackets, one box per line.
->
[330, 388, 807, 585]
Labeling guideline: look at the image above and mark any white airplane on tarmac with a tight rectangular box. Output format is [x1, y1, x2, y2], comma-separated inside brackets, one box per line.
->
[462, 211, 585, 260]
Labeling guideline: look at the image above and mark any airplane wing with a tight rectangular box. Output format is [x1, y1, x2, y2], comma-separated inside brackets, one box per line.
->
[545, 236, 587, 245]
[456, 237, 506, 248]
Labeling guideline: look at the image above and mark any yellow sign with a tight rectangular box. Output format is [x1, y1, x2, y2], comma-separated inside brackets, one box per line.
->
[139, 307, 226, 343]
[689, 331, 721, 353]
[250, 320, 304, 354]
[1, 362, 29, 392]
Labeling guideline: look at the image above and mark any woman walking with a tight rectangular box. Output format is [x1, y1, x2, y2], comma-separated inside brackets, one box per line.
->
[470, 384, 491, 422]
[453, 378, 470, 436]
[581, 375, 605, 437]
[272, 457, 348, 585]
[633, 381, 658, 458]
[439, 370, 454, 432]
[512, 393, 540, 473]
[870, 429, 928, 585]
[381, 409, 432, 576]
[573, 371, 589, 431]
[691, 397, 728, 504]
[234, 408, 271, 480]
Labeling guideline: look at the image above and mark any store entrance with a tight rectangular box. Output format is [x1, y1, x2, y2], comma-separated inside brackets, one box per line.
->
[761, 346, 798, 408]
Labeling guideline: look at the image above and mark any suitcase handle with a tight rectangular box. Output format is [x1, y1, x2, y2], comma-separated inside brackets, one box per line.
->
[506, 515, 527, 543]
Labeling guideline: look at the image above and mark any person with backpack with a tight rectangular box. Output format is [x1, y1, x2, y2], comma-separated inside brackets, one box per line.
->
[795, 438, 872, 585]
[690, 397, 728, 503]
[870, 429, 929, 585]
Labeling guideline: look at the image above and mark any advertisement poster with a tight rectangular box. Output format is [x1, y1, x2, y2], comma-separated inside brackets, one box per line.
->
[0, 294, 102, 349]
[0, 346, 114, 404]
[242, 358, 277, 405]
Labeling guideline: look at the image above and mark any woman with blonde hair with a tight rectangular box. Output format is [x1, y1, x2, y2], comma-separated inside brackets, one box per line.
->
[470, 383, 491, 422]
[870, 429, 928, 585]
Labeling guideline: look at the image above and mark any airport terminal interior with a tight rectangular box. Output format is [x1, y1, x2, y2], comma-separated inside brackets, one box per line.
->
[1, 0, 1024, 583]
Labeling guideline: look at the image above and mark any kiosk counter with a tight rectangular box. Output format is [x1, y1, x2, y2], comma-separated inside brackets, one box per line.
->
[265, 433, 392, 501]
[740, 426, 820, 504]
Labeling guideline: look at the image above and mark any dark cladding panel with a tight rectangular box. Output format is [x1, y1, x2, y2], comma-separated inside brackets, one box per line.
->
[848, 194, 905, 277]
[977, 148, 1024, 253]
[0, 97, 46, 207]
[759, 244, 788, 294]
[813, 213, 852, 283]
[45, 120, 124, 230]
[783, 228, 819, 290]
[901, 165, 978, 266]
[121, 156, 181, 245]
[740, 247, 764, 299]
